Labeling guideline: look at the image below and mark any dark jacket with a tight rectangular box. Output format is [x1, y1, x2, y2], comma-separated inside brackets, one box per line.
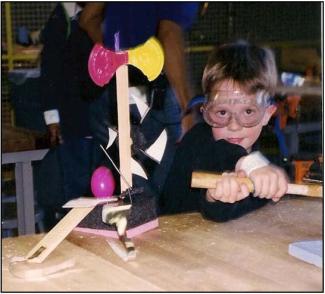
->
[160, 123, 269, 222]
[40, 3, 104, 138]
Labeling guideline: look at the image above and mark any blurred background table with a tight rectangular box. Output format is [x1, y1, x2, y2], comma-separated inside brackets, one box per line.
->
[2, 122, 49, 236]
[2, 148, 48, 235]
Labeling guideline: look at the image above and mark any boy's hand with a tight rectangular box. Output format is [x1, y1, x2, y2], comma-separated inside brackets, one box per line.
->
[235, 152, 289, 202]
[206, 171, 250, 203]
[248, 165, 288, 202]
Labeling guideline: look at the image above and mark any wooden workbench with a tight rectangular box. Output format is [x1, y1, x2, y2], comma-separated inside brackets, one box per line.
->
[2, 196, 323, 292]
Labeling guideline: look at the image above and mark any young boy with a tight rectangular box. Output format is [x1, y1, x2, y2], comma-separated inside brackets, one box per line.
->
[159, 40, 288, 222]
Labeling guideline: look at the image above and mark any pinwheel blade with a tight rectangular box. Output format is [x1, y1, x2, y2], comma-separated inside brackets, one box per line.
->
[106, 128, 118, 149]
[144, 129, 167, 163]
[129, 87, 150, 122]
[131, 158, 148, 179]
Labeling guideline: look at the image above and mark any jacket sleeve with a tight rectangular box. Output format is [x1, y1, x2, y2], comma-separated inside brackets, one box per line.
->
[159, 129, 198, 214]
[196, 140, 269, 222]
[199, 192, 269, 222]
[40, 4, 67, 112]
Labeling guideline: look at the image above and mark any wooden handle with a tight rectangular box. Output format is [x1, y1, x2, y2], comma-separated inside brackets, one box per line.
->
[191, 171, 323, 198]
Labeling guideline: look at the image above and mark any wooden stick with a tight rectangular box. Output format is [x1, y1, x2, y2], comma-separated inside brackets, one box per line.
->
[25, 207, 94, 263]
[116, 65, 132, 191]
[191, 171, 323, 198]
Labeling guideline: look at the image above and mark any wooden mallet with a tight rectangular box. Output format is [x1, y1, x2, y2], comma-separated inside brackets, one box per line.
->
[191, 171, 323, 198]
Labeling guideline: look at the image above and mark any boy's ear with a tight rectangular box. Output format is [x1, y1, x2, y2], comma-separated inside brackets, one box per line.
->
[262, 105, 277, 126]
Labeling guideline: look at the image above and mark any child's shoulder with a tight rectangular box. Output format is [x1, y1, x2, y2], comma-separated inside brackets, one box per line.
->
[185, 122, 210, 138]
[172, 123, 207, 157]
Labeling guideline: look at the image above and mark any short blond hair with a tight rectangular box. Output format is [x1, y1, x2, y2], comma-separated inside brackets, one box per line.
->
[202, 40, 278, 105]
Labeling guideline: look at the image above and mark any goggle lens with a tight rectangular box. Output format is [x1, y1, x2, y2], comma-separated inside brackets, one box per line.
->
[201, 100, 266, 128]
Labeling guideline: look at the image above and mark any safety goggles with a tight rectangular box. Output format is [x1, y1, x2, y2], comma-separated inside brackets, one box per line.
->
[201, 90, 270, 128]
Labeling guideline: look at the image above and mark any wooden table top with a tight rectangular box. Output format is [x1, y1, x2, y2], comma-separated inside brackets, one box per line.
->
[2, 196, 323, 292]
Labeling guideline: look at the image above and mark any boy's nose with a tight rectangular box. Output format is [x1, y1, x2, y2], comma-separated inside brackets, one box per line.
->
[227, 115, 242, 131]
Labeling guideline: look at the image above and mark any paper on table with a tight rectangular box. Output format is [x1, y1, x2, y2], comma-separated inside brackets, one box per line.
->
[288, 240, 322, 268]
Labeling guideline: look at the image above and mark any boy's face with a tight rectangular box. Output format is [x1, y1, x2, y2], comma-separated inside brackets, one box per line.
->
[207, 80, 276, 152]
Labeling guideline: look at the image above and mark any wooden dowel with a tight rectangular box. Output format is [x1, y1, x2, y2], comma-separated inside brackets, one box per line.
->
[191, 171, 323, 198]
[116, 65, 132, 191]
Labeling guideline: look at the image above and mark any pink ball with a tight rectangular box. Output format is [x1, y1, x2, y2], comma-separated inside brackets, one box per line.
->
[91, 166, 116, 198]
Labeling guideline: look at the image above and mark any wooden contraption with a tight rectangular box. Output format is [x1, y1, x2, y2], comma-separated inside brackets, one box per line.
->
[76, 35, 165, 243]
[7, 36, 165, 279]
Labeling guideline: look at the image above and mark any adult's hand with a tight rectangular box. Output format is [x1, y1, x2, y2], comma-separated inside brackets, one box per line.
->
[47, 123, 63, 147]
[79, 3, 106, 44]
